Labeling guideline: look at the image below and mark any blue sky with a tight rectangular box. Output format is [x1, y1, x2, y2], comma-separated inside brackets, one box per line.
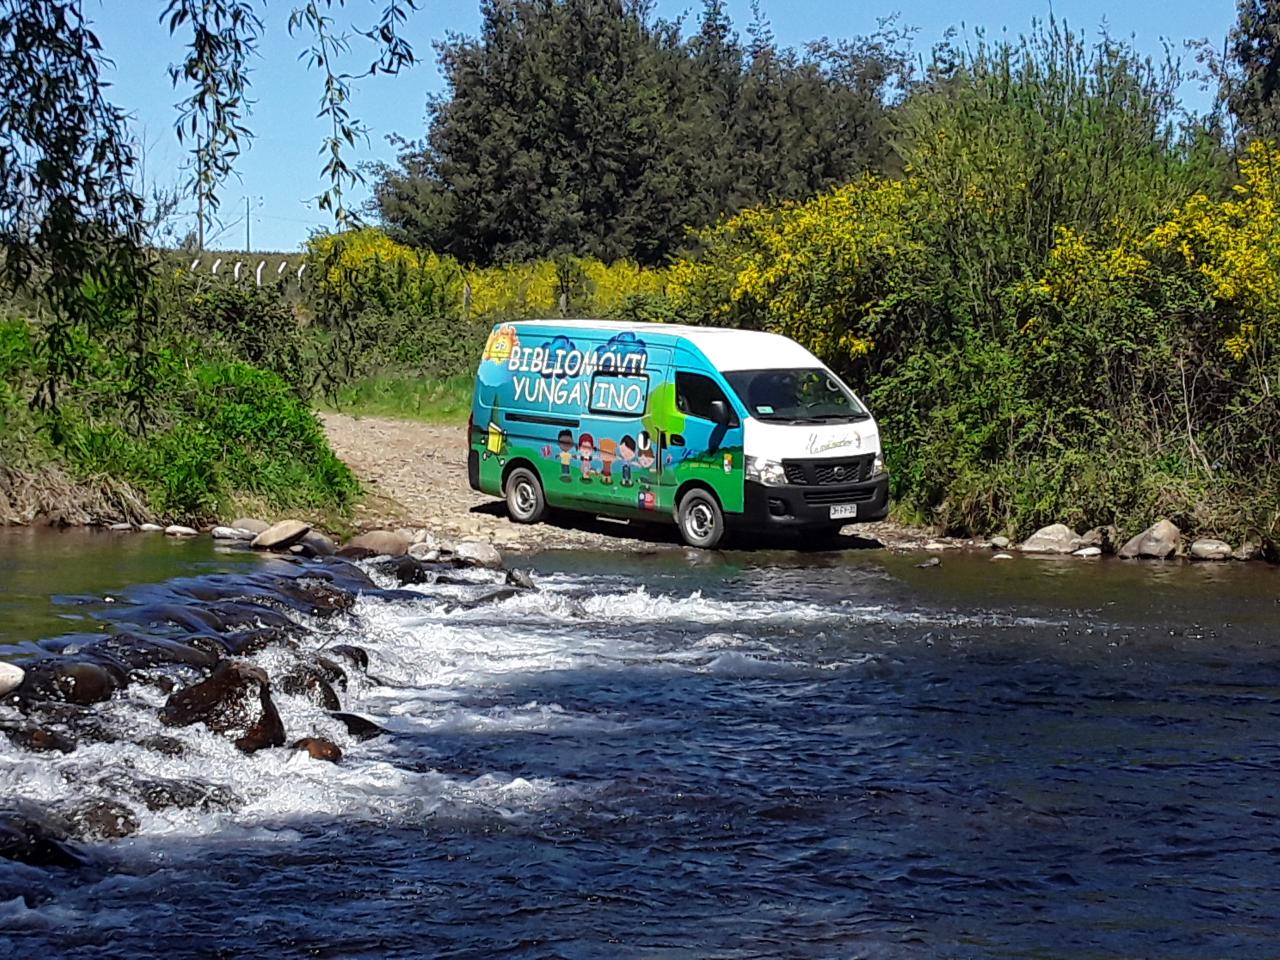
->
[90, 0, 1237, 251]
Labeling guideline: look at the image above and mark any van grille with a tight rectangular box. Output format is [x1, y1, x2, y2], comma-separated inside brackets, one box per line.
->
[782, 455, 875, 486]
[802, 488, 878, 505]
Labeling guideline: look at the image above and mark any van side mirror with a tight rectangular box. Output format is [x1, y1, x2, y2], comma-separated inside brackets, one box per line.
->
[709, 399, 730, 426]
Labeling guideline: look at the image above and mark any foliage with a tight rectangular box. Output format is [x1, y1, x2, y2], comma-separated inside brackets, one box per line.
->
[2, 316, 357, 520]
[1226, 0, 1280, 143]
[300, 227, 670, 395]
[372, 0, 907, 265]
[664, 26, 1280, 544]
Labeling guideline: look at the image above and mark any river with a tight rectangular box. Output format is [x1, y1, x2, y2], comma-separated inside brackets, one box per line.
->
[2, 528, 1279, 957]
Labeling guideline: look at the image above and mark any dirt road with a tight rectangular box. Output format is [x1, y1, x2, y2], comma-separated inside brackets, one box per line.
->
[319, 411, 933, 552]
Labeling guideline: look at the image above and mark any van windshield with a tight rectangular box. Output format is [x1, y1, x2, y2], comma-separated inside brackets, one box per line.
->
[723, 368, 869, 423]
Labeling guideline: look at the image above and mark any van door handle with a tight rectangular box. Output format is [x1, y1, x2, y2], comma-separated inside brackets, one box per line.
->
[670, 434, 686, 447]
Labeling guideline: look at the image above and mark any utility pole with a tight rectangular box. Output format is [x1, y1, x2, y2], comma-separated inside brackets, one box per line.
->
[245, 195, 251, 252]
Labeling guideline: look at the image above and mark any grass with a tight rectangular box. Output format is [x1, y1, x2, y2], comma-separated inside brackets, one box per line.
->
[318, 373, 474, 424]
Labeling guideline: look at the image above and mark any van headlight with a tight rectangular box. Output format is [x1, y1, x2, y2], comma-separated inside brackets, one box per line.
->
[746, 456, 788, 486]
[873, 452, 887, 476]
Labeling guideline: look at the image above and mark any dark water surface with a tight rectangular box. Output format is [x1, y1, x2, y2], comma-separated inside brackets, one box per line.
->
[2, 532, 1280, 958]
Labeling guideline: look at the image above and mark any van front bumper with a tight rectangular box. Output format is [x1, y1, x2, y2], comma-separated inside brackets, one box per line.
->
[738, 475, 890, 528]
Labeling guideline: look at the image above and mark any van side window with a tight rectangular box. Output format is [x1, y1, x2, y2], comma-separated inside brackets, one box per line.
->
[676, 372, 738, 426]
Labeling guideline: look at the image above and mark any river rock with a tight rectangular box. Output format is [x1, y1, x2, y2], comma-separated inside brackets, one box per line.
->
[300, 531, 336, 556]
[139, 523, 164, 532]
[0, 720, 76, 754]
[330, 712, 386, 742]
[63, 800, 139, 840]
[1190, 538, 1233, 561]
[1018, 524, 1082, 554]
[109, 522, 132, 532]
[278, 667, 341, 711]
[251, 519, 311, 551]
[160, 661, 285, 753]
[232, 517, 270, 535]
[0, 662, 24, 698]
[1118, 519, 1182, 559]
[211, 526, 254, 541]
[14, 660, 120, 706]
[293, 737, 343, 763]
[1233, 541, 1262, 561]
[991, 552, 1013, 561]
[165, 524, 199, 537]
[339, 530, 410, 558]
[408, 542, 440, 561]
[1072, 546, 1102, 558]
[454, 540, 503, 569]
[0, 809, 89, 869]
[990, 536, 1010, 549]
[327, 645, 369, 673]
[1078, 525, 1120, 553]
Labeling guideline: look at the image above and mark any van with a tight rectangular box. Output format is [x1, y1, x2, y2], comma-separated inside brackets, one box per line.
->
[467, 320, 888, 548]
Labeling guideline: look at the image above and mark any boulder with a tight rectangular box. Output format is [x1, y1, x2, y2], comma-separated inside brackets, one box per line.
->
[231, 517, 270, 535]
[165, 524, 199, 537]
[251, 519, 311, 551]
[139, 523, 164, 532]
[1190, 538, 1233, 561]
[109, 522, 132, 531]
[339, 530, 410, 558]
[990, 536, 1010, 549]
[1072, 546, 1102, 558]
[454, 540, 503, 569]
[211, 526, 254, 541]
[1017, 524, 1082, 554]
[0, 662, 24, 698]
[1117, 519, 1182, 559]
[160, 661, 285, 754]
[991, 552, 1013, 561]
[293, 737, 343, 763]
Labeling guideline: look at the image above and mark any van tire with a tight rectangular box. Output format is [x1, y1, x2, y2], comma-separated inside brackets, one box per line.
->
[505, 467, 547, 524]
[677, 489, 724, 549]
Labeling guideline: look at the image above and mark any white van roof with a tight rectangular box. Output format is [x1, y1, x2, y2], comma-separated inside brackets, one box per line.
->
[509, 319, 822, 373]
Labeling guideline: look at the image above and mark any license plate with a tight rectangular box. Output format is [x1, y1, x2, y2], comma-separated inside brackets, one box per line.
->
[829, 503, 858, 520]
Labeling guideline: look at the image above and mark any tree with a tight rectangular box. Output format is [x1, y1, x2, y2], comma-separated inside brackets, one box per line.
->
[1228, 0, 1280, 142]
[0, 0, 421, 413]
[372, 0, 907, 265]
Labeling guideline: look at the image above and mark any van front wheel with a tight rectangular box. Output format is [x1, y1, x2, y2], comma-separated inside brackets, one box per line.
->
[677, 489, 724, 549]
[505, 467, 547, 524]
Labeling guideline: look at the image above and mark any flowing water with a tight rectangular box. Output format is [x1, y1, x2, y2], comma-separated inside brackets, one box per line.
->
[2, 530, 1280, 958]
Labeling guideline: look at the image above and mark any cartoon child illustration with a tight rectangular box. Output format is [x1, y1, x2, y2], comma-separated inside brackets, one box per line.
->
[636, 431, 656, 476]
[617, 435, 636, 486]
[578, 432, 596, 482]
[557, 429, 574, 482]
[598, 438, 617, 484]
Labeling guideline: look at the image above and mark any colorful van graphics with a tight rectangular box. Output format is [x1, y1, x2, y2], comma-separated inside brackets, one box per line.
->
[468, 320, 889, 548]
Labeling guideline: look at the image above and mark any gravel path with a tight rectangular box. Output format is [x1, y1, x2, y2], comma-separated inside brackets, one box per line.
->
[319, 411, 938, 553]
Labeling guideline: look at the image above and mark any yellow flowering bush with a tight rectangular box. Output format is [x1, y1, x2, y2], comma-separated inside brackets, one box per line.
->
[668, 176, 922, 363]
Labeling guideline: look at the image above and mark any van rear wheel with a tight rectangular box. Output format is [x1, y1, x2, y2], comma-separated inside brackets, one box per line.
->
[505, 467, 547, 524]
[677, 489, 724, 549]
